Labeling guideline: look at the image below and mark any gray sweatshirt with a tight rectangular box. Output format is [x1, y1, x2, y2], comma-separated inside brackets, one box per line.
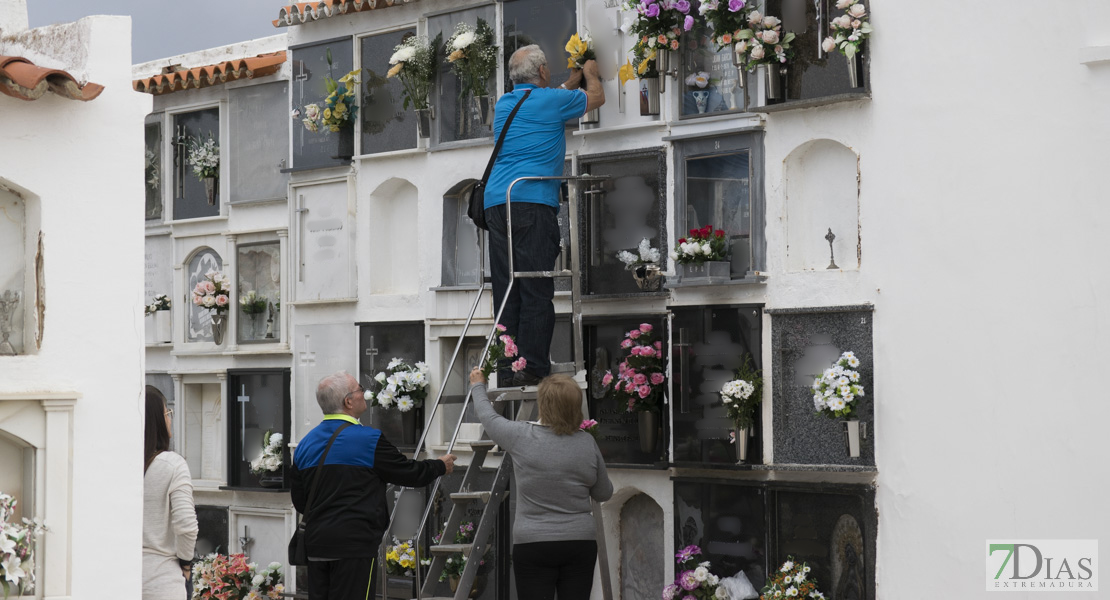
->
[471, 383, 613, 545]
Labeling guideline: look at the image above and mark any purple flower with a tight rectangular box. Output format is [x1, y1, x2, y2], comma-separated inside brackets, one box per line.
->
[684, 15, 694, 30]
[679, 570, 699, 591]
[644, 2, 661, 17]
[728, 0, 746, 11]
[662, 583, 680, 600]
[675, 544, 702, 563]
[674, 0, 691, 13]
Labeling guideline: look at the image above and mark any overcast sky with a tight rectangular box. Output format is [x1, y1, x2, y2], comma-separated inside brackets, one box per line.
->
[27, 0, 283, 64]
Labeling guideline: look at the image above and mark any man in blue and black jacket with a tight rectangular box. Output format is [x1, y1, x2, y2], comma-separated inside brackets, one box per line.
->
[291, 371, 456, 600]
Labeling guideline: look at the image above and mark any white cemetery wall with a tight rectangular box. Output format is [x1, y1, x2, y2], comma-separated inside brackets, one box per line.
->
[0, 14, 151, 599]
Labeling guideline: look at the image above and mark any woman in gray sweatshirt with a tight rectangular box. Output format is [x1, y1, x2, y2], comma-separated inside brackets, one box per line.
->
[469, 368, 613, 600]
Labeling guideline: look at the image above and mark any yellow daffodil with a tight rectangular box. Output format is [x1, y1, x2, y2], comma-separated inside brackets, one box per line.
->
[618, 61, 636, 86]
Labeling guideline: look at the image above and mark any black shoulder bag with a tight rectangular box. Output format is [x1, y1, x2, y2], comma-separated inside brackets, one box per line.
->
[466, 89, 533, 230]
[288, 421, 353, 565]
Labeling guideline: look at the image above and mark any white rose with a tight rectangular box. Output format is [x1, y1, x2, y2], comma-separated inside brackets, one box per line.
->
[375, 372, 387, 384]
[701, 242, 712, 255]
[761, 30, 780, 45]
[202, 296, 216, 308]
[833, 15, 852, 29]
[822, 37, 838, 52]
[750, 44, 766, 60]
[847, 3, 866, 18]
[836, 0, 853, 8]
[761, 16, 781, 28]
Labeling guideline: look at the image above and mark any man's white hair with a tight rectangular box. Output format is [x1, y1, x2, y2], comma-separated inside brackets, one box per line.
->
[509, 45, 547, 85]
[317, 371, 354, 414]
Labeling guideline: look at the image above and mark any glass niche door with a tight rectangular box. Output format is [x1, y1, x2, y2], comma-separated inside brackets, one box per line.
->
[236, 241, 281, 344]
[227, 369, 291, 488]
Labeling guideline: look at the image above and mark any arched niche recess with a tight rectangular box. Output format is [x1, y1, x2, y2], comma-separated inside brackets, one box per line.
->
[620, 493, 665, 599]
[368, 178, 419, 294]
[183, 247, 222, 343]
[783, 140, 860, 271]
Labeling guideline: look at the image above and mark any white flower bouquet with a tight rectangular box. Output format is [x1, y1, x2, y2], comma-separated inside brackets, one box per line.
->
[721, 356, 763, 430]
[145, 293, 171, 316]
[249, 430, 284, 475]
[734, 10, 796, 72]
[0, 493, 46, 598]
[387, 35, 436, 110]
[760, 556, 825, 600]
[617, 238, 662, 267]
[822, 0, 872, 59]
[811, 351, 865, 419]
[191, 270, 231, 313]
[368, 358, 430, 413]
[445, 20, 499, 99]
[187, 134, 219, 179]
[239, 290, 268, 316]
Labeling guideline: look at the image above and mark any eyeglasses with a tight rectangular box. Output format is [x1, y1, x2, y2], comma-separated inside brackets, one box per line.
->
[348, 385, 365, 399]
[164, 408, 174, 418]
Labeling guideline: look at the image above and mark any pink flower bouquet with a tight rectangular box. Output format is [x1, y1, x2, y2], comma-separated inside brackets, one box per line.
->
[191, 269, 231, 314]
[600, 323, 666, 413]
[480, 324, 527, 379]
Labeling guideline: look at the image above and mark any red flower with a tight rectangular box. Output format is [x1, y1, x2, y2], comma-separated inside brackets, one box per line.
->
[678, 237, 686, 244]
[715, 229, 725, 237]
[689, 228, 697, 236]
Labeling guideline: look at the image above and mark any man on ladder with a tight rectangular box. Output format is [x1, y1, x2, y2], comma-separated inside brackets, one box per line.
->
[483, 44, 604, 386]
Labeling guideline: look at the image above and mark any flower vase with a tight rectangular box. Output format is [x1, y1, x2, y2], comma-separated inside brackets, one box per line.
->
[843, 419, 862, 458]
[762, 63, 784, 100]
[203, 176, 217, 206]
[333, 127, 354, 160]
[731, 47, 746, 88]
[210, 312, 227, 345]
[629, 264, 662, 291]
[734, 428, 750, 463]
[639, 78, 660, 116]
[247, 313, 260, 340]
[473, 95, 494, 127]
[416, 107, 433, 139]
[847, 51, 864, 88]
[676, 261, 731, 283]
[692, 90, 710, 114]
[448, 574, 482, 598]
[400, 407, 423, 446]
[637, 410, 659, 455]
[259, 473, 283, 488]
[581, 107, 600, 126]
[385, 575, 416, 599]
[153, 310, 172, 343]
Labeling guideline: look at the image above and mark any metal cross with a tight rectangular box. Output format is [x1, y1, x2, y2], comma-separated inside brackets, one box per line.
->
[237, 385, 250, 456]
[238, 525, 254, 554]
[364, 335, 380, 375]
[825, 228, 839, 270]
[293, 61, 310, 107]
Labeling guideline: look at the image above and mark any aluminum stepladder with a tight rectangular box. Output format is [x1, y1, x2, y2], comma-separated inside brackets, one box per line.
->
[377, 175, 613, 600]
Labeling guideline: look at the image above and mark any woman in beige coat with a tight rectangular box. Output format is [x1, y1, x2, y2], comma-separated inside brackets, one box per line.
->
[142, 393, 198, 599]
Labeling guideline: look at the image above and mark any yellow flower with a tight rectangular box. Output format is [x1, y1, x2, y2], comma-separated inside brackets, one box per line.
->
[448, 49, 465, 63]
[387, 63, 404, 78]
[567, 57, 578, 69]
[323, 108, 332, 120]
[333, 102, 347, 117]
[339, 69, 360, 85]
[565, 33, 588, 59]
[618, 61, 636, 86]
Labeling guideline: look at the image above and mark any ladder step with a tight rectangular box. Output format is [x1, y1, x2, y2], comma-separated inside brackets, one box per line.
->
[450, 491, 491, 503]
[467, 440, 496, 451]
[431, 543, 473, 555]
[550, 361, 576, 374]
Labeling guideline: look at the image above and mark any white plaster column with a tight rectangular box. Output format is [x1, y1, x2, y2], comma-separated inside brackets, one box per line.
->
[216, 372, 228, 484]
[40, 398, 75, 600]
[170, 374, 183, 443]
[225, 234, 238, 352]
[173, 264, 184, 346]
[276, 229, 289, 349]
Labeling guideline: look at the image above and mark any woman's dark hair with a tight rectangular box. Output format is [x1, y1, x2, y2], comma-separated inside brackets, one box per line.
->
[144, 391, 171, 473]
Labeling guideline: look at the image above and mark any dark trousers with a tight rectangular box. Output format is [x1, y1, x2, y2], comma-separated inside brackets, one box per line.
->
[513, 540, 598, 600]
[486, 202, 561, 377]
[307, 558, 375, 600]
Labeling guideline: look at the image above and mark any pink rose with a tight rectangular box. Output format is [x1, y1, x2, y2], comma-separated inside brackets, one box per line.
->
[833, 15, 851, 29]
[203, 281, 216, 294]
[511, 357, 527, 372]
[621, 339, 633, 349]
[633, 373, 648, 385]
[637, 385, 652, 398]
[215, 294, 229, 307]
[836, 0, 853, 8]
[619, 361, 629, 372]
[651, 372, 665, 385]
[625, 382, 636, 393]
[851, 18, 862, 29]
[669, 39, 679, 50]
[750, 44, 765, 60]
[602, 371, 614, 386]
[654, 341, 663, 350]
[192, 294, 203, 305]
[639, 323, 653, 333]
[760, 30, 779, 45]
[847, 3, 866, 18]
[761, 15, 781, 28]
[822, 36, 837, 52]
[627, 399, 636, 411]
[747, 10, 761, 25]
[629, 330, 642, 339]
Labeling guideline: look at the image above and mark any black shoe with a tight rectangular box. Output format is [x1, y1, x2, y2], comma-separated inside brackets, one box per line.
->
[512, 371, 544, 387]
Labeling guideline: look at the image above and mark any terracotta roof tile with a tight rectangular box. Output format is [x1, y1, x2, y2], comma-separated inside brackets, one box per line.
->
[132, 51, 286, 95]
[273, 0, 416, 28]
[0, 56, 104, 102]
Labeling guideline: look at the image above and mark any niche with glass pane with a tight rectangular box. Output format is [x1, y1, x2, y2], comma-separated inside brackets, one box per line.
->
[145, 117, 163, 220]
[360, 28, 419, 154]
[185, 247, 222, 343]
[427, 5, 496, 145]
[172, 108, 220, 220]
[236, 242, 281, 344]
[227, 369, 291, 488]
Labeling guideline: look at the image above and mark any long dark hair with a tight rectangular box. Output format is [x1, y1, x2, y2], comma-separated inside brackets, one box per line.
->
[144, 391, 171, 473]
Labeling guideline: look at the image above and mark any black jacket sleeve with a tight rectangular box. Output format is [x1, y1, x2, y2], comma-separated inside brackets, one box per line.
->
[290, 462, 307, 513]
[373, 435, 447, 488]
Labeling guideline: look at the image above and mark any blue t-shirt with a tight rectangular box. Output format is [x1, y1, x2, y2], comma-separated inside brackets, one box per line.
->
[483, 83, 588, 209]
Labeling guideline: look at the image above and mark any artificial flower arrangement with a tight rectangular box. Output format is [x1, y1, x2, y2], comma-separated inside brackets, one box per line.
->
[145, 146, 160, 190]
[579, 418, 601, 439]
[617, 238, 663, 268]
[145, 293, 171, 316]
[187, 133, 219, 180]
[698, 0, 754, 51]
[663, 545, 727, 600]
[565, 33, 596, 70]
[684, 71, 711, 90]
[812, 351, 865, 419]
[239, 290, 268, 316]
[385, 537, 419, 576]
[734, 10, 796, 72]
[191, 270, 231, 313]
[720, 355, 763, 431]
[387, 34, 437, 110]
[760, 557, 826, 600]
[297, 48, 360, 133]
[249, 430, 284, 476]
[623, 0, 690, 53]
[618, 39, 658, 87]
[822, 0, 872, 59]
[436, 520, 490, 582]
[479, 325, 527, 379]
[0, 493, 46, 599]
[600, 323, 666, 413]
[191, 553, 284, 600]
[671, 225, 729, 264]
[368, 358, 431, 413]
[445, 21, 499, 99]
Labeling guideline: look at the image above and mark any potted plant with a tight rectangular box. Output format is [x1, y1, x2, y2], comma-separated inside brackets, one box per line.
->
[367, 358, 431, 445]
[822, 0, 872, 88]
[437, 521, 490, 598]
[249, 429, 284, 487]
[479, 325, 527, 388]
[384, 537, 420, 599]
[445, 20, 499, 127]
[564, 33, 600, 125]
[297, 48, 360, 160]
[186, 133, 219, 205]
[191, 553, 284, 600]
[387, 34, 437, 138]
[760, 557, 826, 600]
[191, 269, 231, 345]
[600, 323, 666, 455]
[811, 350, 867, 457]
[671, 225, 730, 282]
[699, 0, 755, 82]
[617, 238, 663, 291]
[621, 0, 690, 92]
[734, 10, 796, 100]
[720, 356, 762, 463]
[0, 493, 45, 599]
[145, 293, 172, 344]
[663, 545, 727, 600]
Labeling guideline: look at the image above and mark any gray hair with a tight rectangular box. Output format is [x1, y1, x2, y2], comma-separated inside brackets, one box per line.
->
[316, 371, 354, 415]
[509, 45, 546, 85]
